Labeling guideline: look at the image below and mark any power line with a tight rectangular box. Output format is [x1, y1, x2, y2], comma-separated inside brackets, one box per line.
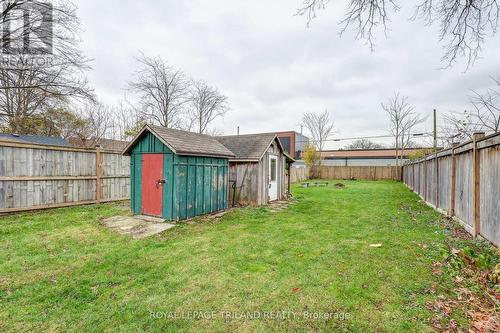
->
[294, 132, 434, 144]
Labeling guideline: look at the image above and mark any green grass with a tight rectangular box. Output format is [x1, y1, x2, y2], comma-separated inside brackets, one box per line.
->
[0, 181, 496, 332]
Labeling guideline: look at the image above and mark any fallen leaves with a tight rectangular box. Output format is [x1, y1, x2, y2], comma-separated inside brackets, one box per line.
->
[432, 261, 443, 276]
[469, 310, 500, 332]
[427, 246, 500, 332]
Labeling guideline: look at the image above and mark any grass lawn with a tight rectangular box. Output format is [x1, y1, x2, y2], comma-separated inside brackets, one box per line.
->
[0, 180, 498, 332]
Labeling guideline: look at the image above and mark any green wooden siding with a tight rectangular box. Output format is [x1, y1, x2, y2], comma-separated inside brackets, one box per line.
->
[129, 131, 228, 221]
[130, 154, 142, 215]
[162, 153, 174, 220]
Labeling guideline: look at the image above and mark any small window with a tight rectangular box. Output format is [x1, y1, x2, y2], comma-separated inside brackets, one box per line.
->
[270, 158, 277, 181]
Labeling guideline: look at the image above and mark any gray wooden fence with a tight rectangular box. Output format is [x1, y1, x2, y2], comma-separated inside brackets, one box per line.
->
[290, 166, 402, 182]
[0, 139, 130, 213]
[290, 167, 310, 183]
[403, 132, 499, 247]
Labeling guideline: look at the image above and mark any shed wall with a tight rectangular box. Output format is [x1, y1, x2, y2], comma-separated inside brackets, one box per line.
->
[228, 162, 260, 206]
[227, 141, 287, 206]
[259, 143, 286, 204]
[130, 132, 228, 221]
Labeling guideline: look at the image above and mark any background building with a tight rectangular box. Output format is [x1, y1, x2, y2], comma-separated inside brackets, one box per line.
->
[276, 131, 310, 160]
[294, 148, 431, 167]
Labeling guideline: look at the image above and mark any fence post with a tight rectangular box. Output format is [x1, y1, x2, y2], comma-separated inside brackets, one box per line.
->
[96, 148, 103, 203]
[472, 132, 485, 237]
[450, 145, 457, 217]
[435, 152, 439, 208]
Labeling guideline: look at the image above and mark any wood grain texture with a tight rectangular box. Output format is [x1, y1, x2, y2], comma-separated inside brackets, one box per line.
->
[454, 152, 474, 228]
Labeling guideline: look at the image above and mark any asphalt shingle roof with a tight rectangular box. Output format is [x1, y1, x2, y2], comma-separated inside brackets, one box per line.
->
[0, 134, 70, 147]
[216, 133, 277, 161]
[125, 125, 235, 158]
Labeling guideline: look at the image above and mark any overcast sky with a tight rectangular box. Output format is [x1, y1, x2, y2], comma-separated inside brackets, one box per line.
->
[77, 0, 500, 149]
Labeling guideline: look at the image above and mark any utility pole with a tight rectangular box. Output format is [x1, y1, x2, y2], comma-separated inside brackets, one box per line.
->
[433, 109, 437, 151]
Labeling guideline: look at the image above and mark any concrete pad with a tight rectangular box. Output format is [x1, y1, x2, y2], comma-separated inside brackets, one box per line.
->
[135, 215, 166, 223]
[101, 215, 175, 239]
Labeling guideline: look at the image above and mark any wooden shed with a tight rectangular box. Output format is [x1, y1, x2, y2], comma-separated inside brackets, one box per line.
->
[216, 133, 294, 206]
[123, 125, 235, 221]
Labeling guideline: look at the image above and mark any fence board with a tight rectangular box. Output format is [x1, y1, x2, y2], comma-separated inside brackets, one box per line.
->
[437, 155, 451, 212]
[479, 145, 500, 246]
[0, 141, 129, 213]
[454, 152, 474, 229]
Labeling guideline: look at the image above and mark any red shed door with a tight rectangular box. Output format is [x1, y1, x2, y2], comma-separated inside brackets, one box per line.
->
[141, 154, 164, 217]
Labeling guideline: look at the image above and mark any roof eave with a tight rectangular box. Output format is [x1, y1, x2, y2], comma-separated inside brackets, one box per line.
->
[122, 124, 178, 156]
[228, 158, 260, 163]
[176, 151, 235, 159]
[283, 151, 296, 163]
[258, 135, 286, 161]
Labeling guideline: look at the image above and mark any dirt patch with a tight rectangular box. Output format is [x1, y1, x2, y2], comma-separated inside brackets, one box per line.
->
[184, 209, 234, 225]
[268, 200, 296, 212]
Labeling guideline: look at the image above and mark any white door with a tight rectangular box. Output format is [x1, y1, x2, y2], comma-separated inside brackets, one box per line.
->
[269, 156, 278, 201]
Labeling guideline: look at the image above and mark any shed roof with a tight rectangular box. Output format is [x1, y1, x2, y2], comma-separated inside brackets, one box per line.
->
[0, 134, 70, 147]
[216, 133, 293, 162]
[123, 125, 235, 158]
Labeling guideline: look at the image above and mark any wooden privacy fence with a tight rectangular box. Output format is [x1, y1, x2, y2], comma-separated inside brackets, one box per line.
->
[290, 166, 402, 182]
[0, 140, 130, 213]
[402, 132, 499, 247]
[290, 167, 310, 183]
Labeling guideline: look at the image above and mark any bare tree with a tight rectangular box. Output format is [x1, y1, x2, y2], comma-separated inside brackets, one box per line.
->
[73, 102, 115, 145]
[187, 80, 229, 134]
[470, 77, 500, 132]
[0, 0, 93, 133]
[128, 54, 189, 129]
[205, 127, 224, 137]
[441, 110, 474, 145]
[400, 108, 426, 160]
[441, 77, 500, 145]
[382, 93, 424, 166]
[109, 99, 145, 141]
[344, 139, 385, 150]
[301, 109, 335, 164]
[296, 0, 500, 68]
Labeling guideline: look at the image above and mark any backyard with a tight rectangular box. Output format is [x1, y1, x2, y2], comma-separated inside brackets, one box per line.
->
[0, 181, 498, 332]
